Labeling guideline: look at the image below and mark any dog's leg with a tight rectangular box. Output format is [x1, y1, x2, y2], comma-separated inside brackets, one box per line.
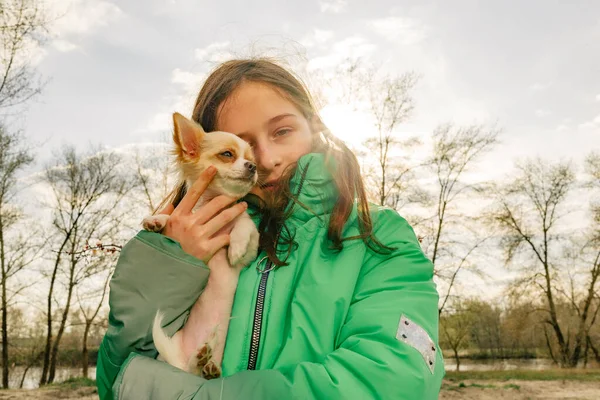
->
[178, 269, 239, 377]
[228, 212, 259, 269]
[200, 330, 222, 379]
[188, 325, 218, 376]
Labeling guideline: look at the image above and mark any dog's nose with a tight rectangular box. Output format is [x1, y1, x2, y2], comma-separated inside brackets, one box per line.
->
[245, 161, 257, 173]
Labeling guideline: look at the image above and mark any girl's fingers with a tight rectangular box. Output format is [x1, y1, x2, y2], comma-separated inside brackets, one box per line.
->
[193, 195, 239, 225]
[176, 167, 217, 214]
[156, 203, 175, 215]
[207, 234, 231, 258]
[202, 202, 248, 237]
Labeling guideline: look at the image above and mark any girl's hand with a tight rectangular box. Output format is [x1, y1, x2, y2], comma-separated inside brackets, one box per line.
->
[156, 166, 248, 264]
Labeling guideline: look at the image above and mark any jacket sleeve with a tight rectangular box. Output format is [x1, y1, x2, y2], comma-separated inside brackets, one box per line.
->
[111, 208, 444, 400]
[96, 230, 210, 400]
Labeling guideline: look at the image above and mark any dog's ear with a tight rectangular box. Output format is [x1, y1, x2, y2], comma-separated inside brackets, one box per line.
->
[172, 112, 206, 159]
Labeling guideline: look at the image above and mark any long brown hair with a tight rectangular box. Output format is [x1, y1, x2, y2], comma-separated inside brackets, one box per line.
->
[162, 58, 392, 266]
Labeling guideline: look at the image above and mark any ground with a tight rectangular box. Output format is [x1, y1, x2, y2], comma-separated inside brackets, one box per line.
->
[1, 381, 599, 399]
[1, 372, 599, 399]
[0, 386, 97, 399]
[440, 380, 600, 399]
[0, 378, 98, 400]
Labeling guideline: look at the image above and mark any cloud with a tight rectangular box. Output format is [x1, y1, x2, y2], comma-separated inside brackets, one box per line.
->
[556, 124, 569, 131]
[136, 40, 240, 135]
[50, 0, 123, 36]
[535, 109, 550, 117]
[319, 0, 347, 13]
[171, 68, 205, 87]
[194, 41, 233, 63]
[529, 82, 552, 91]
[307, 36, 376, 71]
[578, 114, 600, 129]
[596, 94, 600, 101]
[368, 17, 428, 45]
[52, 39, 78, 52]
[301, 29, 334, 48]
[44, 0, 123, 54]
[137, 69, 205, 134]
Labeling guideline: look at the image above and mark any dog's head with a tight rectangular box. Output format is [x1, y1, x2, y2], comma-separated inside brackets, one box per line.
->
[172, 112, 257, 198]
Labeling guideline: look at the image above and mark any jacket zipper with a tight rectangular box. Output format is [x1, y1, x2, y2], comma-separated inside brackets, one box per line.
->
[247, 261, 272, 370]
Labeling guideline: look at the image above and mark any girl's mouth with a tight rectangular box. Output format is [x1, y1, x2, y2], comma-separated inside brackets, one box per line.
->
[260, 181, 278, 191]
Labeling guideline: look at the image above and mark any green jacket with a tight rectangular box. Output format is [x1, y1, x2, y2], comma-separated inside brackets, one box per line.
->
[97, 153, 444, 399]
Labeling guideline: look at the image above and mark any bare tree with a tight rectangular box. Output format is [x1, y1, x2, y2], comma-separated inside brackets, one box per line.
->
[439, 299, 476, 371]
[39, 146, 135, 384]
[74, 256, 114, 378]
[581, 152, 600, 363]
[0, 0, 49, 110]
[131, 144, 173, 214]
[585, 152, 600, 229]
[0, 126, 42, 388]
[487, 157, 594, 367]
[331, 60, 422, 209]
[9, 308, 45, 388]
[361, 70, 420, 208]
[420, 123, 499, 313]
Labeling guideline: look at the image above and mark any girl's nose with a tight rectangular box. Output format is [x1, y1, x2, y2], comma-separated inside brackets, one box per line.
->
[255, 142, 281, 172]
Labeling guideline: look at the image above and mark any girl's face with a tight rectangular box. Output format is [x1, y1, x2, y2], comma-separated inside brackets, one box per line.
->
[216, 81, 315, 200]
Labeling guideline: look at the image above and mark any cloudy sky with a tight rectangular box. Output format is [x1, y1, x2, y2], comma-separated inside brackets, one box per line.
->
[20, 0, 599, 176]
[3, 0, 596, 304]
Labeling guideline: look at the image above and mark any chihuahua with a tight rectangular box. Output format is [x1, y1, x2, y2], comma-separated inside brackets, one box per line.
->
[142, 112, 259, 379]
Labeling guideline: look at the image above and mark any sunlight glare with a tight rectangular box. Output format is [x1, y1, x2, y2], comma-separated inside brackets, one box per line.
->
[319, 103, 374, 150]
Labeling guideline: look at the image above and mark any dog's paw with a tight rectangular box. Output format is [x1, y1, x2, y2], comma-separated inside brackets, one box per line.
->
[202, 360, 222, 380]
[194, 344, 212, 373]
[228, 229, 259, 269]
[142, 214, 169, 232]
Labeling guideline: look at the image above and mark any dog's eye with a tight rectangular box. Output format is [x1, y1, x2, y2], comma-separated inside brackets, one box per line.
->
[220, 151, 233, 157]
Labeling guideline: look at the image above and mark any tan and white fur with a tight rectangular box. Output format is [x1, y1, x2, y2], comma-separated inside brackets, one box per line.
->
[142, 112, 259, 378]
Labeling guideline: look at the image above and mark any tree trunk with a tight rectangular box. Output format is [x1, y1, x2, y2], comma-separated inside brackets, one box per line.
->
[48, 238, 78, 385]
[431, 201, 447, 266]
[1, 216, 8, 389]
[20, 351, 42, 389]
[543, 262, 569, 366]
[453, 347, 460, 372]
[1, 275, 8, 389]
[587, 336, 600, 363]
[48, 273, 75, 383]
[40, 238, 69, 385]
[583, 337, 589, 368]
[570, 256, 600, 368]
[82, 321, 91, 378]
[19, 366, 30, 389]
[544, 327, 558, 365]
[40, 267, 56, 385]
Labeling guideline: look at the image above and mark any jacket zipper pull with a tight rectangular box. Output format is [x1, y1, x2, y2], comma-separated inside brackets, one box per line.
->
[255, 255, 275, 274]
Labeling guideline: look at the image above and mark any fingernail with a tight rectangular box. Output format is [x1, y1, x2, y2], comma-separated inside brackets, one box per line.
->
[240, 201, 248, 209]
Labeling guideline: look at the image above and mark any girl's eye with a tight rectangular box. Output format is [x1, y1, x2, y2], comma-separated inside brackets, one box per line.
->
[221, 151, 233, 157]
[275, 128, 292, 137]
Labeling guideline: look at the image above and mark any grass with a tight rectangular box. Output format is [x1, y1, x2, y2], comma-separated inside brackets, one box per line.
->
[47, 377, 96, 389]
[503, 383, 521, 390]
[442, 382, 498, 391]
[445, 369, 600, 382]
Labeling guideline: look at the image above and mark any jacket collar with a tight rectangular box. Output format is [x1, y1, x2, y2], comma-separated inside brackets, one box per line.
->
[287, 152, 338, 223]
[245, 152, 338, 224]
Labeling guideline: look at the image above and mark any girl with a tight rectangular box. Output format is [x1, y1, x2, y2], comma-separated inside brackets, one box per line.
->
[97, 59, 444, 399]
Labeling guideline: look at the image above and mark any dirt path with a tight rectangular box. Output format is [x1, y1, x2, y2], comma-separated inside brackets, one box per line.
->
[0, 386, 97, 399]
[440, 379, 600, 400]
